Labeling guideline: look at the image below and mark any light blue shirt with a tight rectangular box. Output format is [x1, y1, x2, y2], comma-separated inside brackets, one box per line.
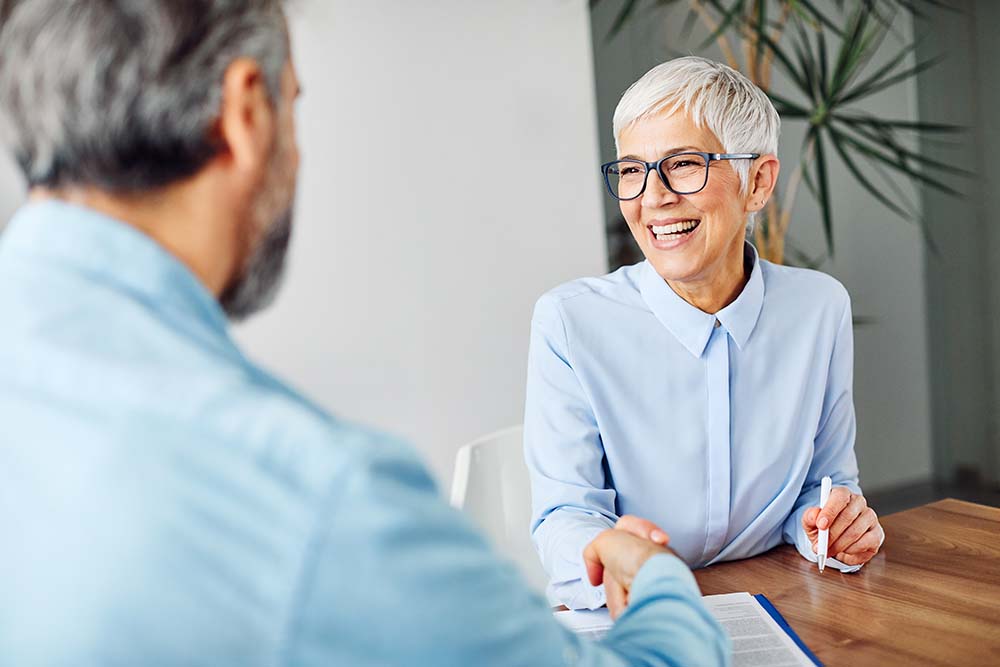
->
[525, 245, 864, 610]
[0, 201, 729, 666]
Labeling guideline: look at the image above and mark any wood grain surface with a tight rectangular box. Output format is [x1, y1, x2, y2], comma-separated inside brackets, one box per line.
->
[693, 499, 1000, 666]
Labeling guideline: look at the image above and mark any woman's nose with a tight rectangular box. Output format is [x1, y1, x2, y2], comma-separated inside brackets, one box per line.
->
[641, 169, 680, 208]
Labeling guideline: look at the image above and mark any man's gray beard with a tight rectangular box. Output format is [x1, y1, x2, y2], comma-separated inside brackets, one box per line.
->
[220, 206, 293, 321]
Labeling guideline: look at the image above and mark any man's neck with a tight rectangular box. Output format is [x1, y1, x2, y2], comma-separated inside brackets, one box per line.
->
[30, 183, 238, 297]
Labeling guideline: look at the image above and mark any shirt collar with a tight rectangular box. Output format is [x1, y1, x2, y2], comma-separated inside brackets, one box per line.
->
[638, 242, 765, 358]
[1, 200, 233, 345]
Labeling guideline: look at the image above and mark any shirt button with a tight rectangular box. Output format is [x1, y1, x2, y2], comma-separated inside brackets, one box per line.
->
[714, 318, 721, 328]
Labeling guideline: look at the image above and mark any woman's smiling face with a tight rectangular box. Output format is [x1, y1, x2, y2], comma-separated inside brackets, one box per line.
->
[617, 110, 753, 288]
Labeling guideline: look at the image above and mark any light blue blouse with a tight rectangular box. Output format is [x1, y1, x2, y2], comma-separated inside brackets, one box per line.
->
[525, 245, 864, 610]
[0, 201, 729, 666]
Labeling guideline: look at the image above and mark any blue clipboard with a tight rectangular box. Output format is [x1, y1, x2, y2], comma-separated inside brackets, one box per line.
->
[753, 594, 823, 667]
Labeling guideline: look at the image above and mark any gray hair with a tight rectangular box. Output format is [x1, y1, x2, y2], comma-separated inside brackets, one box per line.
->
[613, 56, 780, 197]
[0, 0, 288, 192]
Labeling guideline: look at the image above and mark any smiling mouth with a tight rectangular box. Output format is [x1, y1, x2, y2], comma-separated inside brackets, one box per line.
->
[649, 219, 700, 240]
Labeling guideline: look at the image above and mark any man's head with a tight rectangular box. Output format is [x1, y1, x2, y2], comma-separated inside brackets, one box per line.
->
[0, 0, 300, 320]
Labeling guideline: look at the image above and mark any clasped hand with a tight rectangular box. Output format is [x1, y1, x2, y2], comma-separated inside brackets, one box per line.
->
[583, 515, 672, 620]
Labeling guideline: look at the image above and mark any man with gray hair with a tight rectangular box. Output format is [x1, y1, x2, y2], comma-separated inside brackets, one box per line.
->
[0, 2, 728, 665]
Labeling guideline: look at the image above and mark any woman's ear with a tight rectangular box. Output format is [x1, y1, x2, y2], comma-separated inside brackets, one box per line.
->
[746, 154, 780, 212]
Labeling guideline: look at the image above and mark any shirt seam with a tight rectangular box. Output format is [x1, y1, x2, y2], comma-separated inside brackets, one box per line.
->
[545, 284, 600, 309]
[276, 449, 357, 666]
[551, 298, 576, 370]
[813, 291, 852, 441]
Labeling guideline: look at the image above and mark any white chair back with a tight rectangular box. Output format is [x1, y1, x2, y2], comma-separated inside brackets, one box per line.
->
[450, 425, 549, 594]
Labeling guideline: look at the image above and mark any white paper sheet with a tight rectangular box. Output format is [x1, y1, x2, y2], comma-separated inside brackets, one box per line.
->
[552, 607, 613, 642]
[702, 593, 815, 667]
[554, 592, 816, 666]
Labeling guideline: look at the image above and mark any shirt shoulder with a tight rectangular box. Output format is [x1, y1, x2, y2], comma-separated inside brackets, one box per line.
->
[532, 262, 647, 324]
[201, 359, 428, 499]
[760, 260, 851, 317]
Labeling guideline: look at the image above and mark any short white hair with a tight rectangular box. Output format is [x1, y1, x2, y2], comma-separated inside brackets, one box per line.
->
[613, 56, 780, 196]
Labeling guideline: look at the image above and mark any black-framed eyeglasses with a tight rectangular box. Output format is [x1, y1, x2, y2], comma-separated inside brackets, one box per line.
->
[600, 152, 760, 201]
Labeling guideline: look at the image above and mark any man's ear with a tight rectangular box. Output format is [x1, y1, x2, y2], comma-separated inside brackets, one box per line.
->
[216, 58, 275, 179]
[745, 154, 780, 213]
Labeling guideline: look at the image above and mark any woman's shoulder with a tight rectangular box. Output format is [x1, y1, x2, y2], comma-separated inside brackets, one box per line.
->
[533, 262, 646, 318]
[760, 260, 850, 311]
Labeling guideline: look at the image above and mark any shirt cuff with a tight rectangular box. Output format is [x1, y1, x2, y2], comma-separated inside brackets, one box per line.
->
[547, 575, 606, 610]
[792, 523, 885, 573]
[545, 539, 608, 609]
[796, 545, 863, 573]
[537, 513, 613, 610]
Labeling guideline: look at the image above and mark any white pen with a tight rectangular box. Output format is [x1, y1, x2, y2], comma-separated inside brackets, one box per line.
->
[817, 476, 832, 572]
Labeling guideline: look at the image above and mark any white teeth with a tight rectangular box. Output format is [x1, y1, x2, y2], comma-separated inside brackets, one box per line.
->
[651, 220, 699, 235]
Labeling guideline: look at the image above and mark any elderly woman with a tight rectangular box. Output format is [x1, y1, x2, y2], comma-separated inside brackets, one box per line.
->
[524, 56, 884, 610]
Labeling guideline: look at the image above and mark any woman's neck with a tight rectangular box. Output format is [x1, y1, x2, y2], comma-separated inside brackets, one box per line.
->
[666, 243, 751, 314]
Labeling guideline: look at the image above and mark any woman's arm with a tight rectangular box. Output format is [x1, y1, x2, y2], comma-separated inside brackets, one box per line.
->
[524, 292, 619, 609]
[782, 288, 883, 570]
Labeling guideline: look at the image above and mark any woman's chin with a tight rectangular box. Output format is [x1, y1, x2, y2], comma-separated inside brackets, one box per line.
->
[642, 247, 705, 283]
[651, 263, 702, 285]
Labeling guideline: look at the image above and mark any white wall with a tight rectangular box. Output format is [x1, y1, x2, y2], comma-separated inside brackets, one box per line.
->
[233, 0, 607, 484]
[589, 2, 934, 491]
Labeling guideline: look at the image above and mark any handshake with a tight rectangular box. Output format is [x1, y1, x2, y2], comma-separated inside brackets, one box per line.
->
[584, 515, 675, 619]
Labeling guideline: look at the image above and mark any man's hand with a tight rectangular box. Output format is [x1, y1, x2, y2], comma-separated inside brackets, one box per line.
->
[802, 487, 884, 566]
[583, 517, 674, 620]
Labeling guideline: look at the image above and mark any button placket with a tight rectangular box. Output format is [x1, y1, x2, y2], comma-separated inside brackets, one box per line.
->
[703, 325, 732, 562]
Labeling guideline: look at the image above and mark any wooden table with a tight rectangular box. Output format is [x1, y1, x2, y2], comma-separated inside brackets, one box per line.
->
[693, 499, 1000, 666]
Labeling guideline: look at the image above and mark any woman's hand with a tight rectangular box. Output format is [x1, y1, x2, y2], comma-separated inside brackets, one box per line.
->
[802, 487, 884, 566]
[583, 515, 673, 619]
[614, 514, 670, 547]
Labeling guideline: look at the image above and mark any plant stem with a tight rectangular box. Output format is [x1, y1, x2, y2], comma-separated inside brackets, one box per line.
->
[753, 206, 768, 259]
[761, 3, 792, 91]
[745, 0, 760, 82]
[754, 197, 785, 264]
[690, 0, 740, 69]
[778, 134, 816, 237]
